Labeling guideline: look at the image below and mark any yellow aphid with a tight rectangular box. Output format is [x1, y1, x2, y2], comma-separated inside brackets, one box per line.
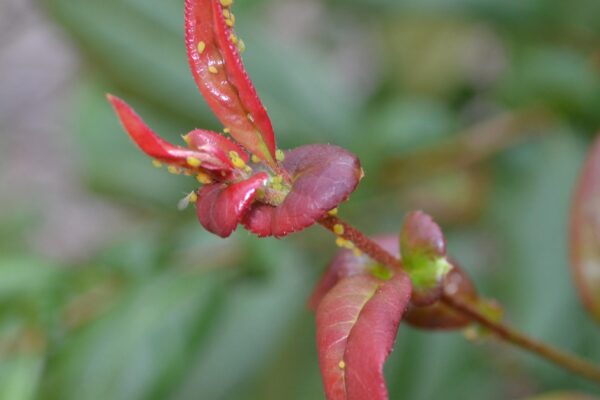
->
[182, 134, 191, 145]
[178, 191, 198, 211]
[189, 192, 198, 203]
[352, 248, 363, 257]
[197, 41, 206, 54]
[244, 166, 253, 173]
[275, 149, 285, 162]
[186, 156, 202, 167]
[335, 237, 346, 248]
[208, 66, 218, 74]
[223, 9, 230, 18]
[333, 224, 344, 235]
[152, 160, 162, 168]
[251, 154, 261, 164]
[328, 208, 338, 216]
[223, 127, 230, 134]
[272, 175, 283, 184]
[230, 33, 238, 44]
[338, 361, 346, 369]
[220, 0, 233, 6]
[196, 172, 212, 184]
[228, 151, 246, 169]
[167, 166, 180, 175]
[344, 241, 355, 250]
[237, 39, 246, 53]
[225, 17, 234, 27]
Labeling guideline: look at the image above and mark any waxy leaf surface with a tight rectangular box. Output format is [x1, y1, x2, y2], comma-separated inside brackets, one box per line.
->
[570, 135, 600, 324]
[109, 95, 235, 173]
[316, 273, 411, 400]
[196, 172, 268, 238]
[243, 144, 362, 237]
[185, 0, 276, 165]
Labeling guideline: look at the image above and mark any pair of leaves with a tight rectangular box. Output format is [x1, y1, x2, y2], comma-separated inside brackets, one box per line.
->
[109, 0, 362, 239]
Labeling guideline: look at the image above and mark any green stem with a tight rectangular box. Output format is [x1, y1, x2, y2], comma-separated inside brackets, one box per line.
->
[319, 215, 600, 385]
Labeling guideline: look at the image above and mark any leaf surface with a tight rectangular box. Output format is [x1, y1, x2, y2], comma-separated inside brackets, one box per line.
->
[243, 144, 362, 237]
[315, 273, 411, 400]
[570, 134, 600, 324]
[196, 172, 268, 237]
[185, 0, 276, 164]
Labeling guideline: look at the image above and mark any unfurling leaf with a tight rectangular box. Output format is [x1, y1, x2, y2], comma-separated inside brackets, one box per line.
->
[185, 0, 277, 165]
[570, 134, 600, 324]
[310, 235, 485, 330]
[196, 172, 268, 237]
[243, 145, 362, 237]
[400, 211, 452, 306]
[316, 273, 411, 400]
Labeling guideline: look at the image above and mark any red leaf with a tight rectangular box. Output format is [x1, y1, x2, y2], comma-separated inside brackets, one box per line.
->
[196, 172, 268, 237]
[108, 95, 235, 172]
[316, 273, 411, 400]
[242, 144, 362, 237]
[186, 128, 249, 168]
[570, 134, 600, 324]
[309, 236, 397, 310]
[185, 0, 277, 165]
[310, 235, 479, 330]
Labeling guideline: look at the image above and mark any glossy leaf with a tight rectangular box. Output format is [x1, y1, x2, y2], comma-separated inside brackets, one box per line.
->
[108, 95, 236, 172]
[243, 144, 362, 237]
[315, 273, 411, 400]
[570, 134, 600, 324]
[196, 172, 268, 238]
[185, 0, 277, 165]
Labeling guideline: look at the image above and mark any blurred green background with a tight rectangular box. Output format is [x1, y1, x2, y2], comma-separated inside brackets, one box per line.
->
[1, 0, 600, 399]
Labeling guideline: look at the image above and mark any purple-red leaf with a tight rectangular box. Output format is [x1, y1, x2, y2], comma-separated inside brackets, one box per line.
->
[242, 144, 362, 237]
[108, 95, 235, 173]
[570, 134, 600, 324]
[316, 273, 411, 400]
[196, 172, 268, 237]
[185, 0, 277, 165]
[310, 235, 481, 330]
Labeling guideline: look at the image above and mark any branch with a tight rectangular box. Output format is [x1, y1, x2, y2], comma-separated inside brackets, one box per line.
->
[319, 215, 600, 385]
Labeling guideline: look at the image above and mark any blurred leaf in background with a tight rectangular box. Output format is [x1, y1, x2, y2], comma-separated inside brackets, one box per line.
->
[0, 0, 599, 398]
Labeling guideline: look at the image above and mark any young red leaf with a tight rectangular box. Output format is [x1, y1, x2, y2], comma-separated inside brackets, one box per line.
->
[108, 95, 236, 173]
[570, 134, 600, 324]
[196, 172, 268, 237]
[316, 273, 411, 400]
[400, 211, 452, 306]
[309, 236, 397, 310]
[185, 0, 277, 165]
[242, 144, 362, 237]
[186, 128, 249, 169]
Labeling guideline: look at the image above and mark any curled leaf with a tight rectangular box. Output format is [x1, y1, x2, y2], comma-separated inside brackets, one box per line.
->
[570, 134, 600, 324]
[196, 172, 268, 237]
[243, 144, 362, 237]
[108, 95, 234, 173]
[316, 273, 411, 400]
[400, 210, 452, 306]
[185, 0, 276, 165]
